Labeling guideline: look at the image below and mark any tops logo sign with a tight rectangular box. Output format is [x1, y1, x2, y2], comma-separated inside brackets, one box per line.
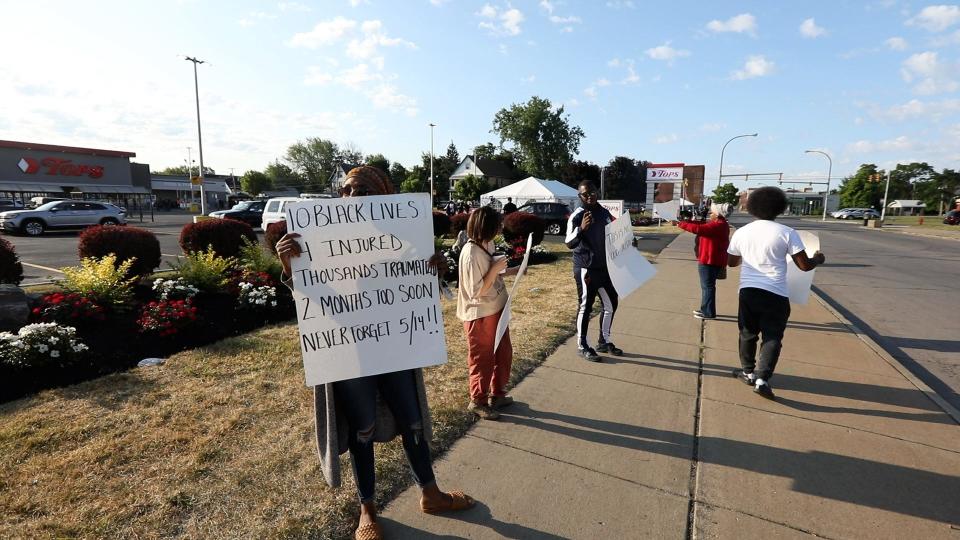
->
[646, 167, 683, 181]
[18, 157, 104, 179]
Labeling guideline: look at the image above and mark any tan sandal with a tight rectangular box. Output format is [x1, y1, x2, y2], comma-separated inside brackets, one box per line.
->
[420, 490, 476, 514]
[355, 522, 384, 540]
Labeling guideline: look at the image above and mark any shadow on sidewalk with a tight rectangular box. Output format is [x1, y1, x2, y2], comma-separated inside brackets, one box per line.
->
[500, 406, 960, 525]
[380, 502, 568, 539]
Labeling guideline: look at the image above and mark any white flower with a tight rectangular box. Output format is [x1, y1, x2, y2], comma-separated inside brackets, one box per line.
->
[48, 336, 59, 344]
[50, 350, 60, 358]
[36, 344, 49, 353]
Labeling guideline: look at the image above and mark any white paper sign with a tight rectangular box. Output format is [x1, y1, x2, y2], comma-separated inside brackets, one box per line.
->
[285, 194, 447, 386]
[652, 200, 680, 222]
[605, 212, 657, 299]
[785, 230, 820, 305]
[598, 200, 624, 218]
[494, 233, 533, 352]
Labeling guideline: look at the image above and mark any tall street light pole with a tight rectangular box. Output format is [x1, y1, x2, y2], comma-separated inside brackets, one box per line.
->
[880, 170, 892, 222]
[804, 149, 832, 222]
[718, 133, 758, 192]
[429, 123, 436, 208]
[184, 56, 207, 215]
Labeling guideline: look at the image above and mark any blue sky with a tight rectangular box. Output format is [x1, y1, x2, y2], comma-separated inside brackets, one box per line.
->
[2, 0, 959, 192]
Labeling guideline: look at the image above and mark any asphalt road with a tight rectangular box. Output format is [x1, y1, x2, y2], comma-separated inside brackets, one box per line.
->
[729, 215, 960, 411]
[5, 212, 260, 285]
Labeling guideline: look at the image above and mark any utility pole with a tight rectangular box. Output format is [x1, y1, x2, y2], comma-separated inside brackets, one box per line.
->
[184, 56, 207, 215]
[185, 147, 195, 208]
[880, 170, 892, 221]
[429, 123, 436, 208]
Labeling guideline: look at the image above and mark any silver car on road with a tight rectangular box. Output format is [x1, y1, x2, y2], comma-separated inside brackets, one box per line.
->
[0, 200, 127, 236]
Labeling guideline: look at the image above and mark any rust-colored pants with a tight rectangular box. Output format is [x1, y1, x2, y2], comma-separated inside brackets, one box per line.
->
[463, 310, 513, 404]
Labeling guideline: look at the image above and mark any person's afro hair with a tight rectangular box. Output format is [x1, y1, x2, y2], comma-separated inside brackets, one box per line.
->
[746, 186, 789, 220]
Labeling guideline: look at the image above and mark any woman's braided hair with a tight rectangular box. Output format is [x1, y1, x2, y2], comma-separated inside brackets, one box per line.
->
[345, 165, 394, 195]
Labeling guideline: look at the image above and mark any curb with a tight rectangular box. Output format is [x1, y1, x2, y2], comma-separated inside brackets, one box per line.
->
[811, 288, 960, 425]
[870, 226, 960, 243]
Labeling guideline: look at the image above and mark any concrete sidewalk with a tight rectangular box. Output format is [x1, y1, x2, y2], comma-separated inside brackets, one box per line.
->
[379, 234, 960, 539]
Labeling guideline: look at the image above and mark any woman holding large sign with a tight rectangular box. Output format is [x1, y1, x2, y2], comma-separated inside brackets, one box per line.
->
[276, 166, 474, 540]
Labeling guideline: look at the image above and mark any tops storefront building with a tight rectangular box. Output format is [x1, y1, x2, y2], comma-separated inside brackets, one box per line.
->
[0, 140, 151, 206]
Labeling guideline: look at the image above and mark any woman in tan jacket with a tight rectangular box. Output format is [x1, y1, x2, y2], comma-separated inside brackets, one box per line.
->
[456, 207, 522, 420]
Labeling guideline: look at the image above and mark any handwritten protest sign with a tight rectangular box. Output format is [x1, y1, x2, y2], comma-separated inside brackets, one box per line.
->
[605, 212, 657, 299]
[285, 194, 447, 386]
[786, 230, 820, 305]
[494, 233, 533, 352]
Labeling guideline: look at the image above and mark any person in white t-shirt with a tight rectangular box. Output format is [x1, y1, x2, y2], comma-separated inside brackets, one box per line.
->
[726, 187, 826, 399]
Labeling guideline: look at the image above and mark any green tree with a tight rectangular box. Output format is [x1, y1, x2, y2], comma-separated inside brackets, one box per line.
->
[452, 174, 487, 203]
[155, 165, 216, 176]
[838, 164, 885, 209]
[240, 170, 273, 196]
[915, 168, 960, 214]
[400, 171, 425, 193]
[492, 96, 585, 179]
[711, 183, 740, 205]
[284, 138, 363, 192]
[889, 162, 934, 201]
[264, 162, 303, 191]
[388, 162, 408, 192]
[559, 160, 600, 189]
[602, 157, 641, 199]
[365, 153, 391, 176]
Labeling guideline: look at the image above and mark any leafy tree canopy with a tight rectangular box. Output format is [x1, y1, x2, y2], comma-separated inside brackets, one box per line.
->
[364, 153, 391, 176]
[284, 138, 362, 192]
[240, 170, 273, 196]
[711, 183, 740, 206]
[452, 174, 487, 203]
[492, 96, 585, 179]
[155, 165, 216, 176]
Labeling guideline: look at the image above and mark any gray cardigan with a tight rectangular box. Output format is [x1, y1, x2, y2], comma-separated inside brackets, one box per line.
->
[312, 369, 434, 488]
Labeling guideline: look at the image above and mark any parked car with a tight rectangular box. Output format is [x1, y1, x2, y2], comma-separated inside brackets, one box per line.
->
[516, 202, 571, 235]
[28, 196, 68, 209]
[0, 200, 126, 236]
[209, 199, 267, 228]
[260, 197, 305, 230]
[0, 199, 24, 211]
[943, 210, 960, 225]
[837, 208, 880, 220]
[831, 207, 864, 218]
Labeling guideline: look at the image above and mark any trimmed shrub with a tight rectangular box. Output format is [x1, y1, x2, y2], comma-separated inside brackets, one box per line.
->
[503, 212, 546, 246]
[265, 221, 287, 256]
[179, 218, 256, 259]
[78, 225, 161, 278]
[450, 212, 469, 233]
[432, 211, 451, 238]
[0, 237, 23, 285]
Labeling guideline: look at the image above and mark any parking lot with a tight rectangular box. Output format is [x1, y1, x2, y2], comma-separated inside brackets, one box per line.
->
[5, 211, 263, 285]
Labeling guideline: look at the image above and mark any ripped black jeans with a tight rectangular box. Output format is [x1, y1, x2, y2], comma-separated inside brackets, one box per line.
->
[333, 369, 436, 503]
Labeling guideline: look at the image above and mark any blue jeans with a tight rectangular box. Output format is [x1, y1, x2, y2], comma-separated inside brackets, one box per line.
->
[697, 264, 723, 318]
[332, 369, 436, 503]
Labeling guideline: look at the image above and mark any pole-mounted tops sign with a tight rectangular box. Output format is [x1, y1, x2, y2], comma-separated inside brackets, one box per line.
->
[646, 166, 683, 181]
[18, 157, 104, 179]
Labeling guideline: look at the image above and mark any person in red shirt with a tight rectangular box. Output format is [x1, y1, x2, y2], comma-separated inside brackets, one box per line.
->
[677, 202, 732, 319]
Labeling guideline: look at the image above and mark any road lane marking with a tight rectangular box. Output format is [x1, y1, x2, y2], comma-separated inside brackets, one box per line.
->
[21, 262, 65, 274]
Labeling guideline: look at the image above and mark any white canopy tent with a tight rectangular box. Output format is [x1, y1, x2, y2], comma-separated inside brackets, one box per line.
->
[479, 176, 580, 210]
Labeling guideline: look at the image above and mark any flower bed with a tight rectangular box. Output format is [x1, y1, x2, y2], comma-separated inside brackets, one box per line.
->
[0, 233, 294, 403]
[441, 233, 557, 283]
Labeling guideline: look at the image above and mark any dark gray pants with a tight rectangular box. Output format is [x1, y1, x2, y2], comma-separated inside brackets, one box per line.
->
[738, 287, 791, 381]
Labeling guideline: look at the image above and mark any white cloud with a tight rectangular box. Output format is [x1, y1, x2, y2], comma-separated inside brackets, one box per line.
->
[654, 133, 679, 144]
[799, 18, 826, 38]
[869, 97, 960, 121]
[278, 2, 311, 12]
[429, 0, 449, 5]
[596, 77, 611, 87]
[368, 84, 418, 116]
[885, 36, 908, 50]
[304, 66, 333, 86]
[622, 63, 639, 84]
[288, 17, 357, 48]
[584, 86, 597, 98]
[706, 13, 757, 35]
[348, 0, 369, 6]
[900, 51, 959, 94]
[908, 5, 960, 32]
[699, 122, 726, 132]
[930, 29, 960, 46]
[346, 20, 417, 61]
[521, 74, 536, 83]
[846, 135, 912, 154]
[607, 58, 621, 67]
[605, 1, 635, 8]
[731, 55, 775, 80]
[566, 98, 581, 107]
[477, 4, 525, 36]
[645, 42, 691, 62]
[237, 11, 277, 27]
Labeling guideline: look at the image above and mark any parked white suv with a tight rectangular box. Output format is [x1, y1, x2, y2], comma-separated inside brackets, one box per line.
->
[261, 197, 303, 230]
[0, 200, 126, 236]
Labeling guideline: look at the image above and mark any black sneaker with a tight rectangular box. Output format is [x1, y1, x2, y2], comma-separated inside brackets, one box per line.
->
[754, 382, 775, 399]
[732, 369, 755, 386]
[579, 347, 601, 362]
[596, 342, 623, 355]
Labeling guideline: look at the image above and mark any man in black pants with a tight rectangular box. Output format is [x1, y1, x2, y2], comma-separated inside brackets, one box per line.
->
[565, 180, 623, 362]
[727, 187, 826, 398]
